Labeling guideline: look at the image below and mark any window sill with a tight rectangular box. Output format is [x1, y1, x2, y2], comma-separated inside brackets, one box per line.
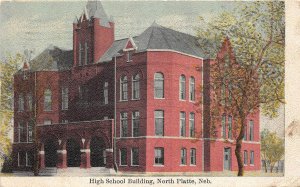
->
[61, 109, 68, 111]
[189, 100, 196, 103]
[250, 164, 254, 166]
[153, 164, 164, 167]
[119, 165, 128, 167]
[190, 164, 196, 166]
[119, 100, 128, 102]
[154, 97, 165, 100]
[179, 99, 186, 101]
[180, 164, 187, 166]
[131, 165, 139, 167]
[131, 98, 140, 101]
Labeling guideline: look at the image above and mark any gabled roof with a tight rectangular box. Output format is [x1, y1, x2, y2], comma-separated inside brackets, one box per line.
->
[26, 45, 73, 72]
[99, 22, 207, 63]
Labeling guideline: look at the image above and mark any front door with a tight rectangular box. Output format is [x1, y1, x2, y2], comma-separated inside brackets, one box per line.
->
[224, 148, 231, 170]
[90, 136, 106, 167]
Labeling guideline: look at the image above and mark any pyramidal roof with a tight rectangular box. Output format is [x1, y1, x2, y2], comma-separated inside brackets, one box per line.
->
[85, 0, 111, 27]
[99, 22, 207, 62]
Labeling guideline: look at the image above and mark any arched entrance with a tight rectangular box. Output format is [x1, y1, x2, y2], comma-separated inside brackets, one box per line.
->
[44, 139, 58, 167]
[90, 136, 106, 167]
[66, 138, 81, 167]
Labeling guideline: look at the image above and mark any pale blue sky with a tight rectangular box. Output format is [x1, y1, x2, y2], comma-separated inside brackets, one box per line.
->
[0, 1, 238, 59]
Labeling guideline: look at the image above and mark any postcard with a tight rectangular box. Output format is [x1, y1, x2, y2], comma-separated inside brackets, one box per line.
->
[0, 0, 299, 187]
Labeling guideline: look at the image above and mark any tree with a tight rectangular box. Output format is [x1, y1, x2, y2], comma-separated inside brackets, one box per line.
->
[0, 53, 22, 169]
[196, 2, 284, 176]
[261, 129, 284, 173]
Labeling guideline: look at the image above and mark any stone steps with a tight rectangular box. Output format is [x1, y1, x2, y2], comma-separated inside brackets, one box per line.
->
[39, 167, 114, 176]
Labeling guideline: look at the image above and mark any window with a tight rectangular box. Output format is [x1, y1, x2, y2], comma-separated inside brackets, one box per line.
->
[154, 148, 164, 165]
[62, 87, 68, 110]
[26, 152, 33, 166]
[132, 111, 140, 137]
[249, 120, 254, 141]
[79, 85, 89, 101]
[103, 82, 109, 104]
[244, 151, 248, 165]
[27, 93, 33, 111]
[18, 94, 24, 111]
[132, 74, 140, 100]
[228, 116, 232, 139]
[222, 115, 226, 139]
[155, 110, 164, 136]
[221, 82, 226, 105]
[131, 148, 139, 166]
[154, 73, 164, 98]
[190, 148, 196, 165]
[250, 151, 254, 165]
[120, 76, 128, 101]
[27, 122, 33, 142]
[189, 113, 195, 137]
[44, 89, 52, 111]
[44, 120, 52, 125]
[120, 112, 128, 137]
[18, 152, 26, 167]
[180, 112, 186, 137]
[189, 77, 195, 101]
[228, 83, 232, 105]
[127, 51, 133, 62]
[18, 122, 26, 142]
[243, 124, 247, 140]
[84, 42, 89, 65]
[179, 75, 186, 100]
[120, 148, 127, 166]
[61, 119, 68, 124]
[78, 43, 83, 66]
[180, 148, 187, 165]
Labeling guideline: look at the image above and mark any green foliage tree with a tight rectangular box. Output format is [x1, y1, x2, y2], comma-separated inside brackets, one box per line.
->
[196, 2, 284, 176]
[0, 53, 22, 169]
[261, 129, 284, 173]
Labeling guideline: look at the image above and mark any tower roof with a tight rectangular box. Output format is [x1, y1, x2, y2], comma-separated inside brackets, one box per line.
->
[85, 0, 111, 27]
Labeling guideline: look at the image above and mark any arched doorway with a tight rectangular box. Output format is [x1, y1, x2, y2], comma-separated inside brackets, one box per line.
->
[90, 136, 106, 167]
[44, 139, 58, 167]
[66, 138, 81, 167]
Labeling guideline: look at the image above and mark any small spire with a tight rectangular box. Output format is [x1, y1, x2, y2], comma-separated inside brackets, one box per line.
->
[73, 16, 78, 24]
[151, 21, 161, 28]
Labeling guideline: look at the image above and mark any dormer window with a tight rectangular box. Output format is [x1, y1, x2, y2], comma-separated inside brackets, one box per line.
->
[127, 51, 133, 62]
[123, 37, 137, 62]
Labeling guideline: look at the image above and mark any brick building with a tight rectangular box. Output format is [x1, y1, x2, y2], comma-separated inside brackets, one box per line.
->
[12, 0, 260, 173]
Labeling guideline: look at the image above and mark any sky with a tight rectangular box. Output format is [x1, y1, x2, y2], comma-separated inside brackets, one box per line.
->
[0, 0, 284, 137]
[0, 1, 236, 59]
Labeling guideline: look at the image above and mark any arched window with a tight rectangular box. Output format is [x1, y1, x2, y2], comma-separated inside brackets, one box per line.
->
[154, 73, 164, 98]
[44, 89, 52, 111]
[179, 75, 186, 100]
[120, 76, 128, 101]
[132, 74, 140, 100]
[189, 77, 195, 101]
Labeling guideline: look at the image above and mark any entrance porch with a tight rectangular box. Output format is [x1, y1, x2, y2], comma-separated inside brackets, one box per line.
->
[37, 120, 114, 170]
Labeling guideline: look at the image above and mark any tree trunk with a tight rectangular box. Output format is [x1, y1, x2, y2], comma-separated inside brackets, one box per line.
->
[235, 139, 244, 176]
[270, 165, 274, 173]
[264, 160, 268, 173]
[235, 115, 246, 176]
